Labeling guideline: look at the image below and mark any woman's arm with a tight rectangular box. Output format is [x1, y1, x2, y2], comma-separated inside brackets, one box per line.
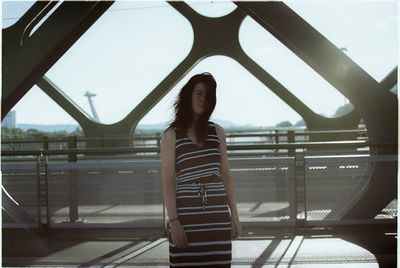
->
[161, 128, 187, 248]
[215, 123, 242, 239]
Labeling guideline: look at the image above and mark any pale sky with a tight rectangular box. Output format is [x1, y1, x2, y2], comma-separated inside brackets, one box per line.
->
[2, 0, 398, 128]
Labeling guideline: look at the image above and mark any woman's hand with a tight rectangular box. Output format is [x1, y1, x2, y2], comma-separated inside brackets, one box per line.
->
[231, 214, 241, 239]
[170, 221, 188, 248]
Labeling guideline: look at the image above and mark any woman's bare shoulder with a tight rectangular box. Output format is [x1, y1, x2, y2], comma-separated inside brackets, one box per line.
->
[214, 123, 226, 137]
[162, 127, 176, 143]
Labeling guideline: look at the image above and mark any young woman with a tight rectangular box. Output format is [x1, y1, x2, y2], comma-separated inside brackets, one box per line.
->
[161, 72, 241, 267]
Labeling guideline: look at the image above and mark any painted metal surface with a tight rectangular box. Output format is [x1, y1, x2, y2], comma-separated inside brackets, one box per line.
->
[234, 1, 397, 220]
[1, 1, 397, 222]
[2, 1, 114, 119]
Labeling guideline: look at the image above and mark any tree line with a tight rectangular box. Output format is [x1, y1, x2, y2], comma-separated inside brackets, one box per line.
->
[1, 126, 84, 139]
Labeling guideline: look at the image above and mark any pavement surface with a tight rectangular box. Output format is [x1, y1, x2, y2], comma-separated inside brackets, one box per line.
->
[2, 225, 397, 267]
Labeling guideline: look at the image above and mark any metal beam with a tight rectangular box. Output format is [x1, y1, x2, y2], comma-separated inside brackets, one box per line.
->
[2, 1, 114, 119]
[234, 2, 396, 136]
[2, 186, 36, 225]
[235, 1, 397, 219]
[233, 48, 361, 131]
[37, 77, 94, 126]
[380, 67, 397, 92]
[234, 2, 382, 100]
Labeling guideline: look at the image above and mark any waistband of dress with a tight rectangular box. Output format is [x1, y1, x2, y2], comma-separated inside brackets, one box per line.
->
[177, 179, 223, 187]
[177, 174, 221, 184]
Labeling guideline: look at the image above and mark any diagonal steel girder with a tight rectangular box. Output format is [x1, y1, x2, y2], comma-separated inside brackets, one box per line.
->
[234, 2, 397, 141]
[169, 2, 360, 132]
[2, 1, 114, 120]
[36, 1, 356, 148]
[380, 67, 397, 92]
[235, 1, 397, 219]
[1, 0, 114, 227]
[30, 1, 358, 146]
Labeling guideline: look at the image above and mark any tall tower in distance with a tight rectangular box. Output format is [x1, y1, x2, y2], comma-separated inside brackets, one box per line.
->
[84, 91, 100, 122]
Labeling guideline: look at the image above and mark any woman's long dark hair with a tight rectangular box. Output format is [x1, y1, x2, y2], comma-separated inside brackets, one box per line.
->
[169, 72, 217, 144]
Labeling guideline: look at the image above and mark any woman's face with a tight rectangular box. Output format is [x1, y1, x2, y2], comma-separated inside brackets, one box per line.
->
[191, 82, 208, 116]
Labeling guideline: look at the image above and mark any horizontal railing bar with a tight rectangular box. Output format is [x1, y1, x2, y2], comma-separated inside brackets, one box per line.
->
[227, 141, 393, 150]
[79, 136, 157, 141]
[227, 129, 367, 138]
[2, 157, 295, 171]
[2, 155, 397, 172]
[1, 140, 396, 156]
[1, 163, 37, 170]
[0, 149, 371, 162]
[306, 154, 397, 163]
[1, 137, 69, 143]
[229, 157, 294, 166]
[47, 160, 161, 170]
[1, 129, 369, 144]
[306, 218, 396, 226]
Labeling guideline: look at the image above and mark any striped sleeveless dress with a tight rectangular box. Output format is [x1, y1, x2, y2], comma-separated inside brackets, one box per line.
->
[169, 121, 232, 267]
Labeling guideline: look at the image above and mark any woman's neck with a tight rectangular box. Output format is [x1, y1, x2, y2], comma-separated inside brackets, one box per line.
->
[189, 114, 200, 130]
[192, 113, 200, 123]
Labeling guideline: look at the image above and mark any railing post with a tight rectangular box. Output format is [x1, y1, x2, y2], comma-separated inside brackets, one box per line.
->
[36, 153, 50, 229]
[274, 130, 279, 155]
[45, 155, 50, 228]
[156, 132, 161, 152]
[68, 136, 77, 162]
[289, 156, 297, 226]
[294, 150, 307, 228]
[36, 155, 43, 229]
[43, 135, 49, 150]
[68, 136, 78, 223]
[288, 130, 295, 157]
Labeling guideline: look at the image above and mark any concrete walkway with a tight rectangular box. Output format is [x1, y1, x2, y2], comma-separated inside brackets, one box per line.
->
[2, 225, 396, 267]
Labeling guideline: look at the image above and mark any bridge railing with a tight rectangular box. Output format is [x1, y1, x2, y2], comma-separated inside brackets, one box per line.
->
[1, 139, 396, 231]
[1, 128, 368, 158]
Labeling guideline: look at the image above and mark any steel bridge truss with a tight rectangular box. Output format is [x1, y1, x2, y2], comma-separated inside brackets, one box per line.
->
[2, 1, 397, 223]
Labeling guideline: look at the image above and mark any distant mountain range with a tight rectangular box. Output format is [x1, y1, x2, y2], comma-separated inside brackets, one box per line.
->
[16, 119, 253, 133]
